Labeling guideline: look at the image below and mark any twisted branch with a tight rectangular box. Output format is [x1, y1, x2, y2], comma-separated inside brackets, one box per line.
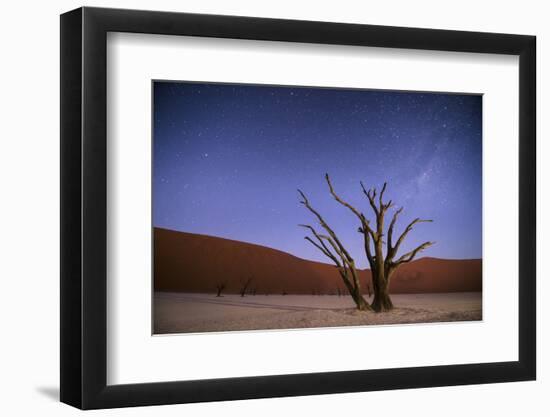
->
[360, 181, 380, 217]
[298, 189, 354, 264]
[395, 241, 436, 265]
[392, 218, 433, 257]
[325, 174, 376, 239]
[386, 207, 404, 260]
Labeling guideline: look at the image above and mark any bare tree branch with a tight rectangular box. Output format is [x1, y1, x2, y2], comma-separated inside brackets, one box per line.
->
[318, 234, 353, 279]
[299, 224, 336, 260]
[325, 174, 362, 219]
[360, 181, 380, 216]
[301, 230, 353, 289]
[317, 234, 361, 291]
[379, 182, 387, 207]
[359, 181, 394, 243]
[386, 207, 404, 259]
[304, 236, 335, 261]
[325, 174, 377, 238]
[363, 227, 376, 268]
[298, 189, 355, 263]
[394, 241, 436, 265]
[392, 218, 433, 256]
[299, 224, 353, 288]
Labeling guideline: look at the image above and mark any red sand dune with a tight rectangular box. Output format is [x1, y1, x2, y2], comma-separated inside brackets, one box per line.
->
[154, 227, 481, 295]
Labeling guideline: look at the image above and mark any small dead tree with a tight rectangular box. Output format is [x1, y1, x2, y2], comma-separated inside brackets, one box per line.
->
[366, 282, 372, 298]
[239, 277, 253, 297]
[324, 174, 434, 312]
[215, 281, 227, 297]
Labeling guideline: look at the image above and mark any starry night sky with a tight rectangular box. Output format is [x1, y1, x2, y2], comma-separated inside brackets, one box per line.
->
[153, 81, 482, 268]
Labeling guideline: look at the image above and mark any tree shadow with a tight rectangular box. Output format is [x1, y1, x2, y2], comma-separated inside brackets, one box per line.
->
[169, 294, 341, 312]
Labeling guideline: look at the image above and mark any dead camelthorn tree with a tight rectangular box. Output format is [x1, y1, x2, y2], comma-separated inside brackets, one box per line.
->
[299, 174, 435, 312]
[239, 277, 253, 297]
[215, 281, 227, 297]
[298, 190, 371, 311]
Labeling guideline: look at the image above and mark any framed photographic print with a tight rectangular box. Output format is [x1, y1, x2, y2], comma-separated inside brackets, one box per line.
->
[60, 6, 536, 409]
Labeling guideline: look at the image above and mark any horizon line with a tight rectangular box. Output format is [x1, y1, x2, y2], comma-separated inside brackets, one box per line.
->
[153, 226, 482, 268]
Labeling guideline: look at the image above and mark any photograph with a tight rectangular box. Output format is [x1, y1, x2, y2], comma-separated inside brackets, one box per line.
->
[152, 81, 483, 334]
[52, 3, 538, 412]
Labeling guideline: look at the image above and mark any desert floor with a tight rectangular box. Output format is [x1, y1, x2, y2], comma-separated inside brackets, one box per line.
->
[154, 291, 482, 334]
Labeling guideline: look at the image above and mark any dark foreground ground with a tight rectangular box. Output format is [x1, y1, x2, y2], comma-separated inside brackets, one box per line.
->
[154, 292, 482, 334]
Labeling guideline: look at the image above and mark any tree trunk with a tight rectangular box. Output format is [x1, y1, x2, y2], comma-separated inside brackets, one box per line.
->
[371, 285, 393, 312]
[341, 274, 372, 311]
[352, 292, 371, 311]
[371, 269, 394, 312]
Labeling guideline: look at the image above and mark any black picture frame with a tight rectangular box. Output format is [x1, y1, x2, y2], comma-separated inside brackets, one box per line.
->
[60, 6, 536, 410]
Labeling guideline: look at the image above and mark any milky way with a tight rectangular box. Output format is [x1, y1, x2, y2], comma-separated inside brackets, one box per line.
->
[153, 81, 482, 267]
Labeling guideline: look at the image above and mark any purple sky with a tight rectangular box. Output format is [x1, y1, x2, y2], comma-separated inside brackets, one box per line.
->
[153, 81, 482, 268]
